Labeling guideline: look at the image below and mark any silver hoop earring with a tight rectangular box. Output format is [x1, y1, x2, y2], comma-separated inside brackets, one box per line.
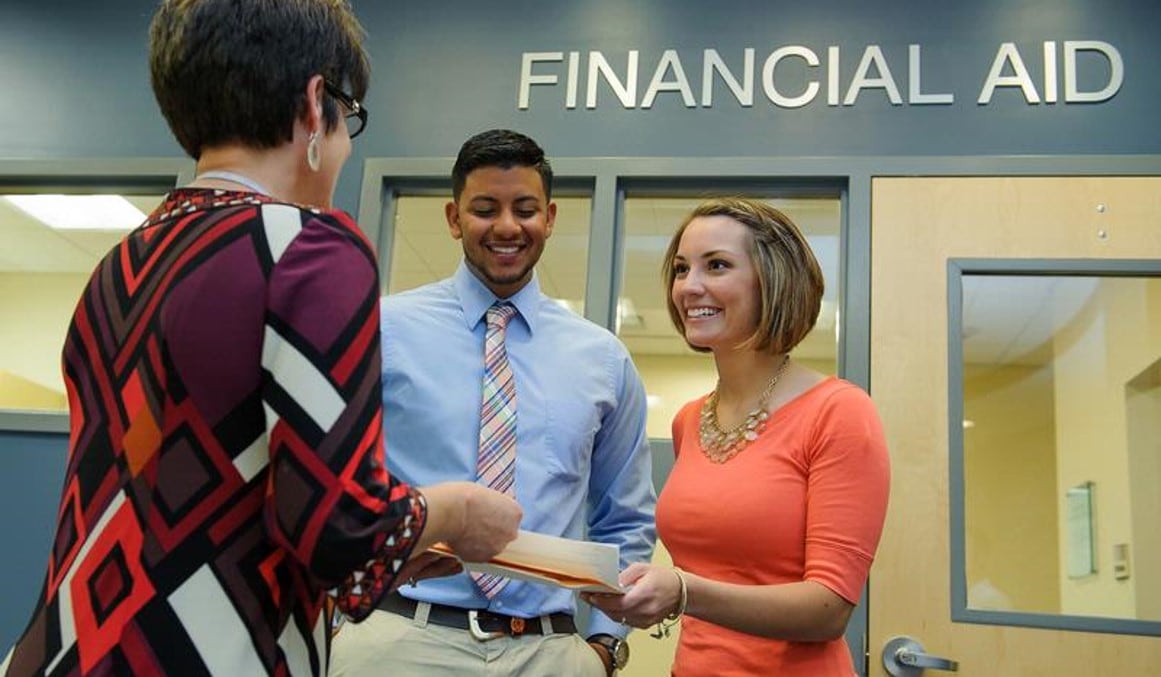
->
[307, 131, 321, 172]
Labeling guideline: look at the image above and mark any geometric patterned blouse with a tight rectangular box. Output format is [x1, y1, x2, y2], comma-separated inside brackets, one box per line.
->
[3, 189, 425, 676]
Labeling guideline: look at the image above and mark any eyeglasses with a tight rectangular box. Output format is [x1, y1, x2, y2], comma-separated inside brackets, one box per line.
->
[324, 81, 368, 139]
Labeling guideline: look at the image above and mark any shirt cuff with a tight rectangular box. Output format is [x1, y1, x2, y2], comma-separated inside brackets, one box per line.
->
[586, 607, 629, 640]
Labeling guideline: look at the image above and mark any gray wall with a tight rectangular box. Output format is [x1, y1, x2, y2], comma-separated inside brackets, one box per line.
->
[3, 0, 1159, 208]
[2, 0, 1159, 654]
[0, 434, 67, 649]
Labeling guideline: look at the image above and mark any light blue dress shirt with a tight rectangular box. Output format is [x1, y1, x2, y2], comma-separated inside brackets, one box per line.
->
[381, 262, 657, 639]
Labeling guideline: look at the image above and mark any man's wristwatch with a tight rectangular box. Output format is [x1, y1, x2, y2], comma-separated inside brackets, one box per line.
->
[587, 633, 629, 674]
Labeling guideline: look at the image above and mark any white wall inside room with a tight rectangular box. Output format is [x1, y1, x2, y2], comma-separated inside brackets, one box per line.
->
[0, 194, 162, 410]
[1053, 278, 1161, 620]
[0, 272, 89, 398]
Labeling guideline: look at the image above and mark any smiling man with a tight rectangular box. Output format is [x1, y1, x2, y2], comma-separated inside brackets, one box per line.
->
[329, 129, 657, 677]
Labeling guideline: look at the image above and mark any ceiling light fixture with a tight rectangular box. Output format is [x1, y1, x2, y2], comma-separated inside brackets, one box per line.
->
[5, 194, 145, 231]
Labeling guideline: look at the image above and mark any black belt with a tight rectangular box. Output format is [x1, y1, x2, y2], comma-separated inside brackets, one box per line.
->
[377, 593, 576, 641]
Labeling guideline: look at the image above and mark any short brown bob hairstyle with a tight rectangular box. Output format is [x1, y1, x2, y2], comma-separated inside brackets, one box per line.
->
[149, 0, 370, 159]
[662, 197, 825, 355]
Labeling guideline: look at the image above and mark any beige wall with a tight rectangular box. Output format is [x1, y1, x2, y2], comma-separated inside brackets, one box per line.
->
[1134, 280, 1161, 619]
[963, 364, 1060, 612]
[634, 353, 716, 439]
[1125, 372, 1161, 619]
[0, 272, 86, 406]
[1053, 278, 1161, 618]
[0, 370, 67, 410]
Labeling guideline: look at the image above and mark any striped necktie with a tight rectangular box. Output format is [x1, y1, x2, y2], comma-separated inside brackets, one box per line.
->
[473, 302, 518, 598]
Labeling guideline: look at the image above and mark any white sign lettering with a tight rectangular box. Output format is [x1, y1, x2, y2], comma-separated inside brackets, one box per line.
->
[518, 41, 1124, 110]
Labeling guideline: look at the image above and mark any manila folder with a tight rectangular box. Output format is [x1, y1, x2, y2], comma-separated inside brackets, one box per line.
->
[430, 530, 623, 594]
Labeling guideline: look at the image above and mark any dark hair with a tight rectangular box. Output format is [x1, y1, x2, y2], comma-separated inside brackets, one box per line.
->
[451, 129, 553, 201]
[149, 0, 370, 159]
[662, 197, 825, 354]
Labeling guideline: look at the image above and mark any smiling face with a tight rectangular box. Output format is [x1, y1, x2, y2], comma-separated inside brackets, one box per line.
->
[669, 215, 762, 353]
[446, 165, 556, 298]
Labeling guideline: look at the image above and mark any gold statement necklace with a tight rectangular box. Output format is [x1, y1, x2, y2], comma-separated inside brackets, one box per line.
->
[699, 355, 790, 463]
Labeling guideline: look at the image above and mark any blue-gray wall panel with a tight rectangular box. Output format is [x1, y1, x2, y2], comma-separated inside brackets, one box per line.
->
[0, 434, 67, 649]
[3, 0, 1160, 212]
[0, 1, 176, 158]
[355, 0, 1161, 158]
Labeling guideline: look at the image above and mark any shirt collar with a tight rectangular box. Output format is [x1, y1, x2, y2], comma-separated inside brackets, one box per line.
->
[453, 261, 541, 334]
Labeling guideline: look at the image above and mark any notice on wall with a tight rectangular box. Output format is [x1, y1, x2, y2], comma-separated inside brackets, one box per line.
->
[1066, 482, 1096, 579]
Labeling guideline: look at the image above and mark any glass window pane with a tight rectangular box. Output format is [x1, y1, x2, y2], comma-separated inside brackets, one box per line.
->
[961, 273, 1161, 623]
[619, 196, 842, 440]
[0, 193, 164, 412]
[386, 195, 591, 310]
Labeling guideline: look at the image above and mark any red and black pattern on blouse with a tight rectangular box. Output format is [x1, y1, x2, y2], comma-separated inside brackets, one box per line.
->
[5, 189, 423, 677]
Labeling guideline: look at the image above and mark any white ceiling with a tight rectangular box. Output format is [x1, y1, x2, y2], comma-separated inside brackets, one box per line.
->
[0, 195, 163, 274]
[961, 275, 1100, 367]
[2, 191, 1101, 365]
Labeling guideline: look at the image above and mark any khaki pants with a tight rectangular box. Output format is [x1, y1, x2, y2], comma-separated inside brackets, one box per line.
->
[329, 608, 607, 677]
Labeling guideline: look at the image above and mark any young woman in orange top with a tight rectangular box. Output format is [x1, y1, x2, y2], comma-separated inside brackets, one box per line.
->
[586, 197, 890, 676]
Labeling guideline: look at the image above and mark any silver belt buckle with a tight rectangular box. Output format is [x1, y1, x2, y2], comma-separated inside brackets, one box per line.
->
[468, 609, 504, 642]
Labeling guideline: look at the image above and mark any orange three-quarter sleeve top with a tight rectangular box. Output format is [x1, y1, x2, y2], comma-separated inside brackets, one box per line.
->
[656, 377, 890, 677]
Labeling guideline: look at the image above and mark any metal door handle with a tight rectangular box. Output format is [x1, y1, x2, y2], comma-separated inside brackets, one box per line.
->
[882, 636, 959, 676]
[898, 649, 958, 670]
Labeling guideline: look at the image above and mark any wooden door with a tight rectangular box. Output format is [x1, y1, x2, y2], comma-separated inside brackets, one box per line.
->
[868, 176, 1161, 676]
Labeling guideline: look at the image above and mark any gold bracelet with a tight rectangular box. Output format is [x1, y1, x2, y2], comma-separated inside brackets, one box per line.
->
[651, 567, 688, 639]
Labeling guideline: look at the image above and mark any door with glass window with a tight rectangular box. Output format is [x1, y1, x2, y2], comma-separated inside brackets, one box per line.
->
[868, 177, 1161, 676]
